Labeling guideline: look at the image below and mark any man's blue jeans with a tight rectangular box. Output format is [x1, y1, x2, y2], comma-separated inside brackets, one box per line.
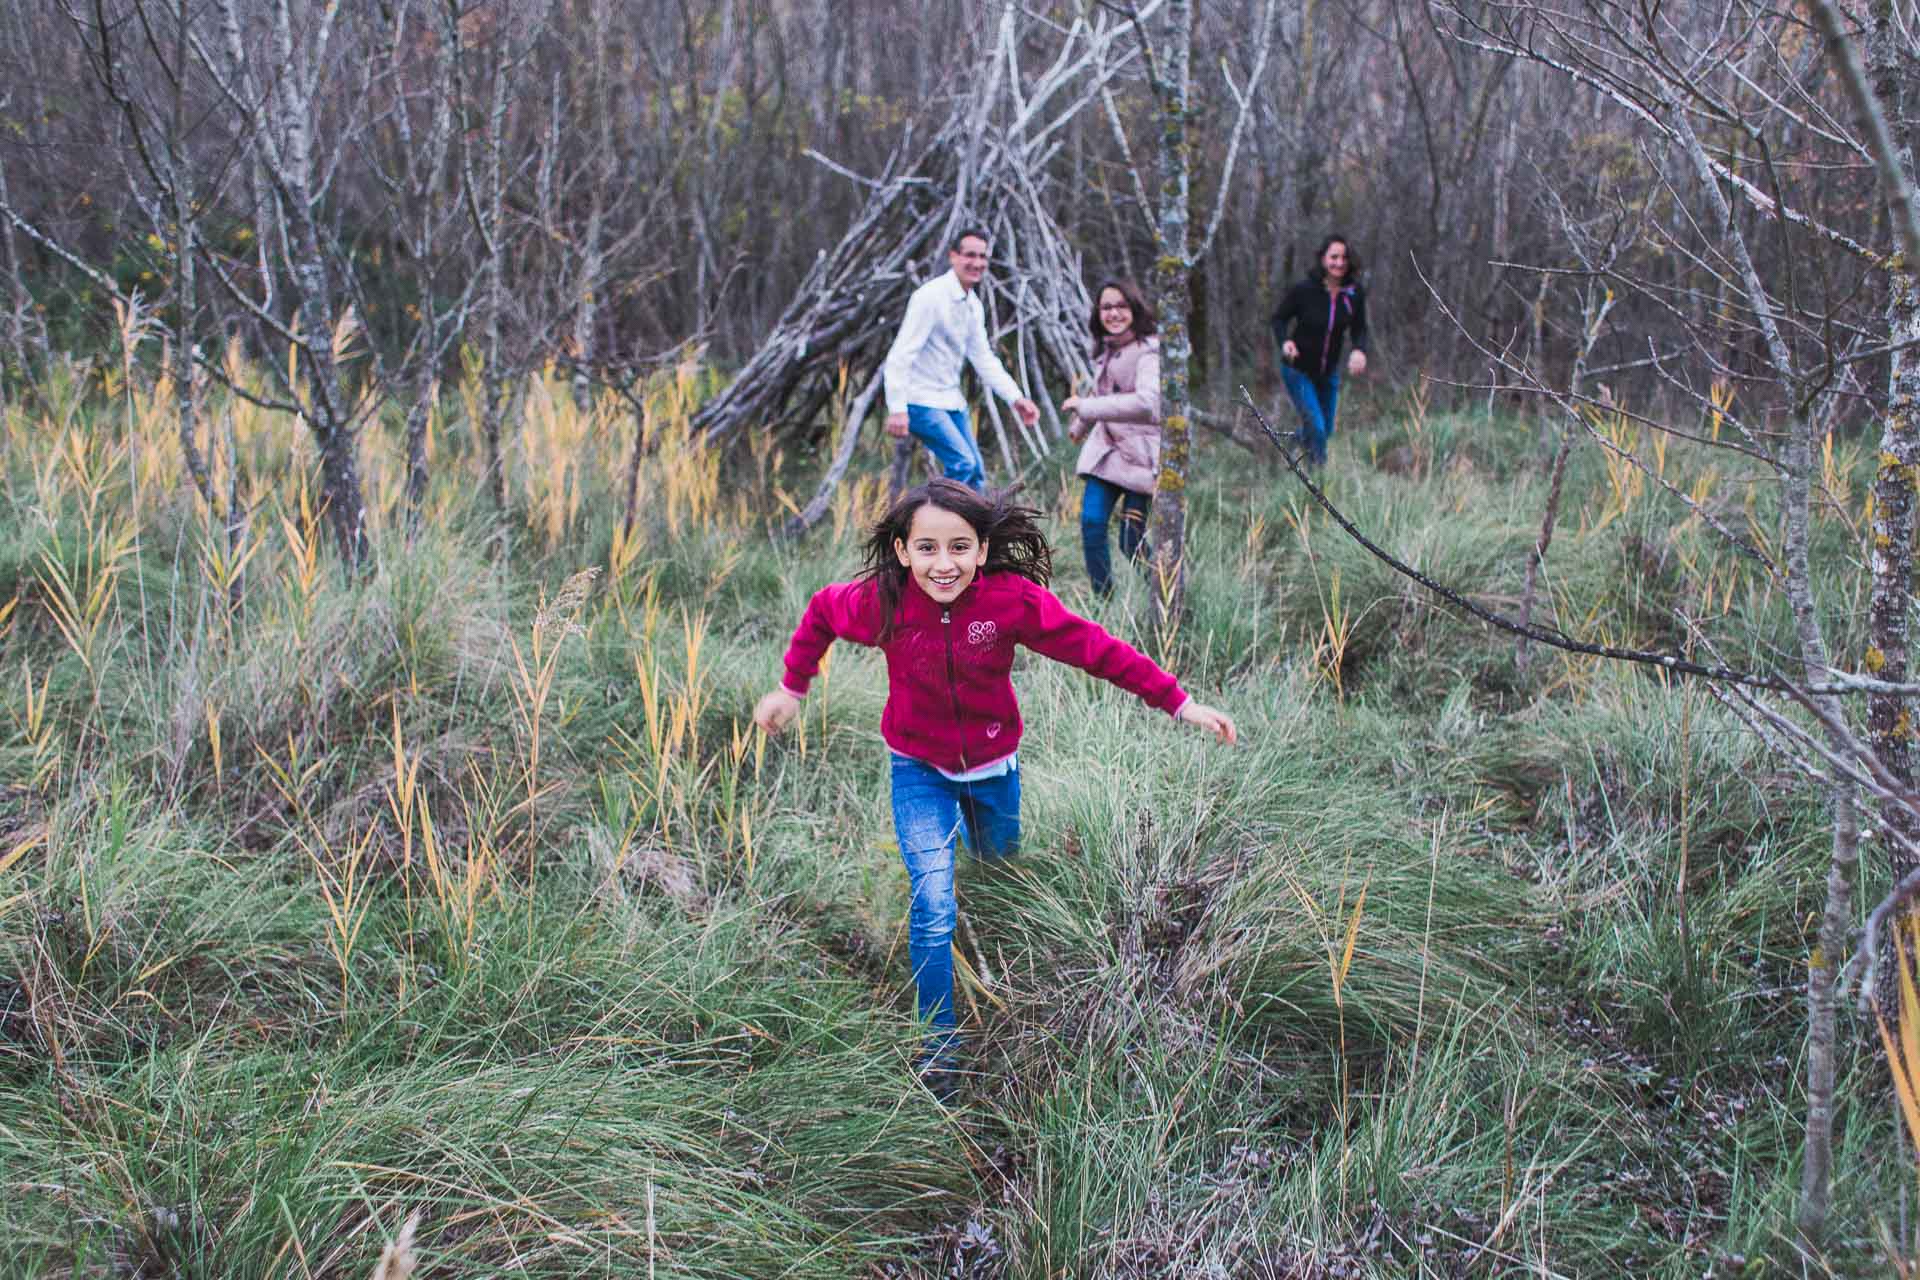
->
[907, 404, 987, 491]
[1281, 366, 1341, 465]
[1080, 476, 1151, 596]
[889, 753, 1020, 1069]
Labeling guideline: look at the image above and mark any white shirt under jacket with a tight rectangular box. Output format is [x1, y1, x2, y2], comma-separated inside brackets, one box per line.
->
[883, 269, 1026, 417]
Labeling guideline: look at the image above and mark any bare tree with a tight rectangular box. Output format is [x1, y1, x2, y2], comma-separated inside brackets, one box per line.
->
[458, 1, 552, 518]
[188, 0, 376, 567]
[1104, 0, 1276, 637]
[353, 0, 485, 536]
[1855, 0, 1920, 987]
[61, 0, 236, 514]
[1430, 0, 1918, 1247]
[0, 104, 39, 382]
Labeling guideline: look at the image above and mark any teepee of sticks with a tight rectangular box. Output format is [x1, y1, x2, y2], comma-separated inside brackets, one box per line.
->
[691, 1, 1163, 532]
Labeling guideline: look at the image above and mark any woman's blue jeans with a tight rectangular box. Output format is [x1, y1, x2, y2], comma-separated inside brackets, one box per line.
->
[906, 404, 987, 491]
[1080, 476, 1151, 596]
[1281, 366, 1341, 464]
[889, 753, 1020, 1070]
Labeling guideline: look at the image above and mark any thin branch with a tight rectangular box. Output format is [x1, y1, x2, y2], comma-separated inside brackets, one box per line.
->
[1194, 0, 1278, 261]
[1806, 0, 1920, 270]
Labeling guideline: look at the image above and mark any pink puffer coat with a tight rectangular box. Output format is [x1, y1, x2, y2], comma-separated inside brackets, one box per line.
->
[1073, 336, 1161, 496]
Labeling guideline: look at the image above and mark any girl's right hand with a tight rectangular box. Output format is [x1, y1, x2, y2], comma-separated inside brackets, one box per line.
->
[1177, 701, 1238, 745]
[754, 688, 802, 735]
[1281, 340, 1298, 362]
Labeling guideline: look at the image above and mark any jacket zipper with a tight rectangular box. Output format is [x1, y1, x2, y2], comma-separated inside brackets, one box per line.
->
[941, 608, 970, 771]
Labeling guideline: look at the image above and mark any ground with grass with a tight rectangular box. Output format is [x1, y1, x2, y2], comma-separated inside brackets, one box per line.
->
[0, 366, 1906, 1277]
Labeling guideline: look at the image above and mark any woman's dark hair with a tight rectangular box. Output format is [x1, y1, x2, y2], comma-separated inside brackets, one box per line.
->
[859, 479, 1053, 638]
[1086, 277, 1158, 356]
[1308, 234, 1362, 284]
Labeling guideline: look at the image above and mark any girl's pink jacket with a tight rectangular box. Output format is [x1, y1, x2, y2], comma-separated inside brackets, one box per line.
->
[779, 572, 1189, 773]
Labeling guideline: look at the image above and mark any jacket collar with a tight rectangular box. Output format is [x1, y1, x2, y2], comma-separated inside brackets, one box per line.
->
[903, 572, 984, 618]
[935, 269, 973, 303]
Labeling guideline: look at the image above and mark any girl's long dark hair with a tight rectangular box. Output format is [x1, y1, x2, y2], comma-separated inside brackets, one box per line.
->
[860, 479, 1053, 638]
[1087, 277, 1157, 357]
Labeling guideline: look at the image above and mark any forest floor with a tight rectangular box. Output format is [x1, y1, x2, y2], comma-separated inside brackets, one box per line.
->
[0, 367, 1907, 1277]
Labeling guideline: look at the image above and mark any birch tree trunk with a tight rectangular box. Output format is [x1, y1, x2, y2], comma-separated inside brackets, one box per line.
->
[164, 0, 213, 512]
[1867, 0, 1920, 1011]
[568, 0, 612, 413]
[1790, 412, 1863, 1252]
[0, 145, 31, 378]
[479, 32, 514, 518]
[1147, 0, 1194, 645]
[265, 3, 365, 565]
[199, 0, 369, 565]
[1676, 106, 1859, 1250]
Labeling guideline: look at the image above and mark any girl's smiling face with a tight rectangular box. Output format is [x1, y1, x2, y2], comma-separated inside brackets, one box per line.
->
[894, 503, 988, 604]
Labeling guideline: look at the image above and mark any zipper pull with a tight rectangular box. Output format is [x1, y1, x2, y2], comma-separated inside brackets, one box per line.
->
[942, 610, 950, 623]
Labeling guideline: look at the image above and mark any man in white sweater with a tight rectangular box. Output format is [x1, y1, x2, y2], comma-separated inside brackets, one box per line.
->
[883, 229, 1041, 490]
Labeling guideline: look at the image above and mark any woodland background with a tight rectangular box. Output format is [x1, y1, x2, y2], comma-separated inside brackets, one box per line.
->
[2, 0, 1884, 419]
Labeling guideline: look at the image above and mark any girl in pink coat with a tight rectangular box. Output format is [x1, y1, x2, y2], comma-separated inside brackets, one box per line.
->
[753, 479, 1235, 1097]
[1063, 279, 1161, 597]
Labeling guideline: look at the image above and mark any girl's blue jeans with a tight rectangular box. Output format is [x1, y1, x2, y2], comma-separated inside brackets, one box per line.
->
[1080, 476, 1151, 596]
[889, 753, 1021, 1070]
[906, 404, 987, 491]
[1281, 366, 1341, 464]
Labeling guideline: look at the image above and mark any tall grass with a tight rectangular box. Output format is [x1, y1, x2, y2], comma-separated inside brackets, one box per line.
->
[0, 355, 1906, 1276]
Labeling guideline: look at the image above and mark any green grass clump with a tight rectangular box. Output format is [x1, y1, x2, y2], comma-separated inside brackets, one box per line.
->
[0, 365, 1907, 1276]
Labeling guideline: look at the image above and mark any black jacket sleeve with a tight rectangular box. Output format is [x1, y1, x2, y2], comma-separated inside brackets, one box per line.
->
[1347, 284, 1369, 354]
[1270, 284, 1303, 357]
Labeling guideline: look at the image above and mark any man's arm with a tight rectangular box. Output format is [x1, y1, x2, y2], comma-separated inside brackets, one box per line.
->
[963, 297, 1027, 404]
[963, 298, 1039, 426]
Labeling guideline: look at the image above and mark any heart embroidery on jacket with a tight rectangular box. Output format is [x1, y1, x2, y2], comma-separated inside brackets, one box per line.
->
[967, 620, 998, 646]
[986, 722, 1002, 738]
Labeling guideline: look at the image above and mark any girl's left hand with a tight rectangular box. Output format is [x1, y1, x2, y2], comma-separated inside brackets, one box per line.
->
[1178, 701, 1238, 745]
[1061, 395, 1081, 415]
[1347, 350, 1367, 376]
[754, 688, 802, 735]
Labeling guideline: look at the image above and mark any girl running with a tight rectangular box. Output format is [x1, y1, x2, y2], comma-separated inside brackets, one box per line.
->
[753, 479, 1236, 1095]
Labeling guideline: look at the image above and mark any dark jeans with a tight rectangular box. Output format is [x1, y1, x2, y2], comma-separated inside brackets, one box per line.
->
[1282, 366, 1341, 464]
[1080, 476, 1151, 596]
[889, 753, 1020, 1070]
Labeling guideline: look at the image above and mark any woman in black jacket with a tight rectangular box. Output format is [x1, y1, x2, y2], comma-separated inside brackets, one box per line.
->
[1270, 235, 1369, 465]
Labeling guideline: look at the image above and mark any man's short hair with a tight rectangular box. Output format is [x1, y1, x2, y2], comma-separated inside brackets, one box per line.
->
[951, 228, 990, 253]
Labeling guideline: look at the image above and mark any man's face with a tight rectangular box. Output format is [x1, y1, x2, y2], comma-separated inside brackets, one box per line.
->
[949, 236, 989, 289]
